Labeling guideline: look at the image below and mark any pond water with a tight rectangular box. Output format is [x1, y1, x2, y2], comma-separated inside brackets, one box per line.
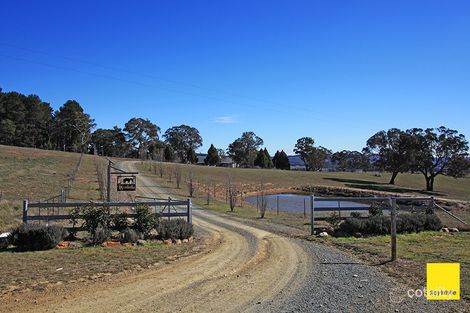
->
[244, 193, 370, 214]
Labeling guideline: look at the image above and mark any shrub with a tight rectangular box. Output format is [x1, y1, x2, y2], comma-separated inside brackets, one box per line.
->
[423, 214, 442, 231]
[350, 212, 362, 218]
[338, 213, 443, 236]
[158, 219, 193, 240]
[82, 205, 112, 234]
[134, 205, 158, 238]
[120, 228, 140, 243]
[326, 212, 341, 227]
[82, 206, 112, 236]
[364, 215, 390, 234]
[9, 224, 67, 251]
[338, 218, 364, 235]
[92, 226, 111, 245]
[368, 202, 383, 216]
[112, 215, 129, 232]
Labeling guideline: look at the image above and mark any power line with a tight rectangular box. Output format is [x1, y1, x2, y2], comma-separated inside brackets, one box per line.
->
[0, 42, 331, 120]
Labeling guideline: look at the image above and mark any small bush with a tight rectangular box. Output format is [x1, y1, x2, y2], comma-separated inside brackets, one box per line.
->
[368, 202, 383, 216]
[9, 224, 67, 251]
[338, 218, 364, 235]
[134, 205, 158, 238]
[365, 215, 390, 234]
[82, 205, 112, 234]
[92, 226, 111, 245]
[338, 213, 443, 236]
[120, 228, 140, 243]
[423, 214, 442, 231]
[350, 212, 362, 218]
[112, 215, 130, 232]
[326, 212, 341, 227]
[158, 219, 193, 240]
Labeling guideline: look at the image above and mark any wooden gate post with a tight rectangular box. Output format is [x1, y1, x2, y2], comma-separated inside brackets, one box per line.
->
[310, 195, 315, 235]
[107, 160, 112, 202]
[277, 195, 279, 216]
[390, 197, 397, 261]
[22, 200, 29, 224]
[187, 199, 192, 224]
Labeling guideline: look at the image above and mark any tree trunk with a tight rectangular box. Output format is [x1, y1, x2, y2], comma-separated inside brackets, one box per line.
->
[425, 176, 433, 191]
[389, 171, 398, 185]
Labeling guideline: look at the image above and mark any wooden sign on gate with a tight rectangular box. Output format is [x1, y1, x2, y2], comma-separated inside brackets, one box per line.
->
[117, 175, 136, 191]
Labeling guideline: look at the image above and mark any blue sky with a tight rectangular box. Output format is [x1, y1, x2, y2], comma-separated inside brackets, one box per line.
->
[1, 1, 469, 154]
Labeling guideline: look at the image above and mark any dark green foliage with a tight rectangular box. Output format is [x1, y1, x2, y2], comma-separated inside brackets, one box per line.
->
[365, 128, 414, 184]
[120, 228, 140, 243]
[423, 214, 443, 230]
[338, 213, 442, 235]
[204, 144, 220, 165]
[53, 100, 96, 152]
[124, 117, 160, 160]
[332, 150, 370, 172]
[407, 127, 469, 191]
[9, 224, 67, 251]
[112, 215, 130, 232]
[294, 137, 331, 171]
[227, 131, 263, 168]
[350, 212, 362, 218]
[368, 202, 383, 216]
[157, 219, 193, 240]
[81, 206, 112, 234]
[163, 125, 203, 163]
[164, 145, 176, 162]
[254, 148, 273, 168]
[134, 205, 158, 238]
[273, 150, 290, 170]
[91, 127, 132, 157]
[186, 147, 198, 164]
[92, 226, 111, 245]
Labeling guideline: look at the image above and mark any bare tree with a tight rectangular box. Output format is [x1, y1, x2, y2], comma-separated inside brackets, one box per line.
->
[226, 174, 237, 212]
[168, 166, 173, 183]
[187, 171, 194, 197]
[158, 162, 164, 178]
[175, 165, 182, 189]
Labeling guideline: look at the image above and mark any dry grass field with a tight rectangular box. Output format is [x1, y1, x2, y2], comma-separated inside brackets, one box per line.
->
[136, 161, 470, 201]
[135, 161, 469, 300]
[0, 145, 102, 230]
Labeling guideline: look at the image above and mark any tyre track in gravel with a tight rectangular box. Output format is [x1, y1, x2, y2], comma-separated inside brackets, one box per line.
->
[13, 162, 311, 313]
[9, 161, 467, 313]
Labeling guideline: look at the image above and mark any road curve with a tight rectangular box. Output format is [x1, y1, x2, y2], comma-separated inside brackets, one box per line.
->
[14, 162, 311, 313]
[7, 161, 467, 313]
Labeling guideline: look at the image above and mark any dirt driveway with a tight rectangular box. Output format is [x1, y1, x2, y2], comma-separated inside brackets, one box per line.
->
[4, 161, 466, 313]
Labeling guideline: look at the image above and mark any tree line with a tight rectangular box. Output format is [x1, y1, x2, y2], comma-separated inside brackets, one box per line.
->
[1, 88, 469, 191]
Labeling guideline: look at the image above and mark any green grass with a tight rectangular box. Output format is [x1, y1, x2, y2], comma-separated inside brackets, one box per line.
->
[136, 161, 470, 201]
[322, 232, 470, 300]
[136, 161, 470, 229]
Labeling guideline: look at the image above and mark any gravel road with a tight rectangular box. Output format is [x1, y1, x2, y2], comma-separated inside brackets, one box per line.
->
[6, 161, 466, 313]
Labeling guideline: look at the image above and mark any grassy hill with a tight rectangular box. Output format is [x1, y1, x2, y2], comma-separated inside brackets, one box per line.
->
[0, 145, 103, 229]
[136, 161, 470, 201]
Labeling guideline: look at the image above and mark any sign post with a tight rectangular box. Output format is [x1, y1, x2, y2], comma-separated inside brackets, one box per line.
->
[106, 159, 138, 202]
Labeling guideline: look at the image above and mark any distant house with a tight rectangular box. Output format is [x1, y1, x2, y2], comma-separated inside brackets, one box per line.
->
[220, 155, 236, 168]
[287, 155, 338, 171]
[288, 155, 306, 171]
[196, 153, 236, 168]
[197, 153, 207, 165]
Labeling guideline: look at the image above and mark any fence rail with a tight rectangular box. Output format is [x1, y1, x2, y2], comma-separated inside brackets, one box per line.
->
[22, 198, 192, 226]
